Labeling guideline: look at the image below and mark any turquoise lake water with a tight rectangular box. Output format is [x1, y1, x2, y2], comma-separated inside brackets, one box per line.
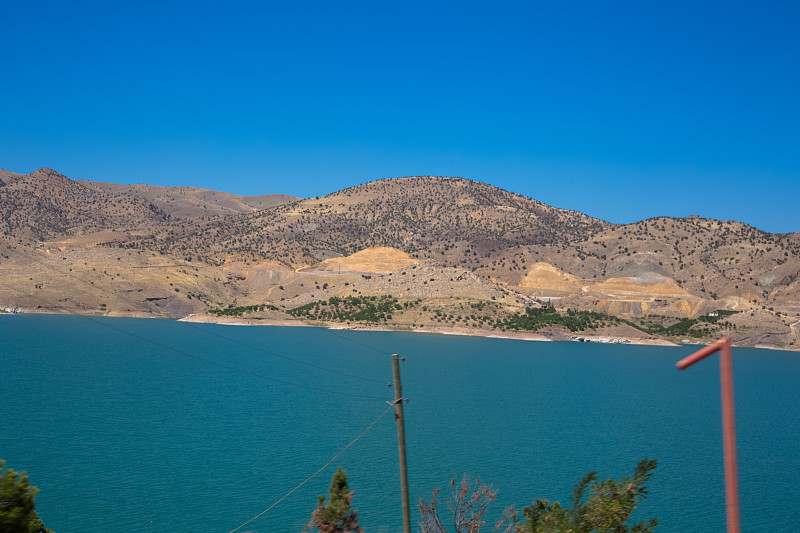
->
[2, 314, 799, 532]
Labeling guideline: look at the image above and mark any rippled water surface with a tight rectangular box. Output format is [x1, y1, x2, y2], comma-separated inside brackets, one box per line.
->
[2, 315, 799, 532]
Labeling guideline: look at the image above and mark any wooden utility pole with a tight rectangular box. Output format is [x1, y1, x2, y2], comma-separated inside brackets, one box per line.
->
[391, 353, 411, 533]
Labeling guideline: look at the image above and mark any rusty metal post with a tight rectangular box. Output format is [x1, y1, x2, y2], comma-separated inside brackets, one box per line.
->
[676, 337, 741, 533]
[718, 339, 741, 533]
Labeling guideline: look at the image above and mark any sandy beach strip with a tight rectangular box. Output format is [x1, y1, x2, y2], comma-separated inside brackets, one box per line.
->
[178, 314, 680, 346]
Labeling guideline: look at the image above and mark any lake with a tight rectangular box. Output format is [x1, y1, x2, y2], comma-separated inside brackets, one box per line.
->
[2, 314, 799, 532]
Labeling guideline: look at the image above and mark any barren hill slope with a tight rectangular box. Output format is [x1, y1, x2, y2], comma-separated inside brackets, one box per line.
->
[300, 246, 419, 274]
[143, 176, 610, 266]
[77, 180, 298, 218]
[1, 167, 798, 348]
[0, 168, 169, 243]
[476, 215, 799, 307]
[566, 216, 799, 303]
[139, 176, 799, 310]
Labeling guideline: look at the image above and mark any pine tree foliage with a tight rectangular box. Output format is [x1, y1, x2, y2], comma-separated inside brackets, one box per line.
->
[519, 459, 659, 533]
[0, 460, 54, 533]
[306, 467, 363, 533]
[418, 460, 658, 533]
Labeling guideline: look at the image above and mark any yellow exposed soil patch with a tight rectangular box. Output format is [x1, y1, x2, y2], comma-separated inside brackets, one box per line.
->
[52, 231, 130, 248]
[590, 272, 692, 298]
[519, 262, 583, 291]
[518, 263, 692, 299]
[302, 247, 419, 274]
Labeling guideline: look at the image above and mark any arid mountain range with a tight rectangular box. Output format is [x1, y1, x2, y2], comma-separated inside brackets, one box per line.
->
[2, 167, 799, 350]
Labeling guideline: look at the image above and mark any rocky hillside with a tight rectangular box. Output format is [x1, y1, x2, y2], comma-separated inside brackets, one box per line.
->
[480, 216, 800, 305]
[0, 168, 169, 243]
[77, 180, 298, 219]
[135, 176, 609, 265]
[1, 167, 798, 350]
[138, 175, 799, 312]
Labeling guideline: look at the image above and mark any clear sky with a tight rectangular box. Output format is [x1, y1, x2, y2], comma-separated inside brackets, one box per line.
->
[2, 1, 798, 233]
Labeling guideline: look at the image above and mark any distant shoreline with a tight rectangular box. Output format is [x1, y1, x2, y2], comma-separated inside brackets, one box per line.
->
[9, 307, 800, 351]
[0, 307, 693, 348]
[178, 313, 680, 347]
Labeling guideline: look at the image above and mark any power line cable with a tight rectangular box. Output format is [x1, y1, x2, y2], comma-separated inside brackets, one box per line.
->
[10, 257, 388, 389]
[228, 404, 394, 533]
[182, 321, 387, 384]
[83, 316, 386, 400]
[6, 258, 403, 527]
[321, 326, 393, 356]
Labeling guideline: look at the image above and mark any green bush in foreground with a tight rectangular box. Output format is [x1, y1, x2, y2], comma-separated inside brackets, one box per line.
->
[519, 459, 658, 533]
[419, 459, 658, 533]
[305, 467, 362, 533]
[0, 460, 54, 533]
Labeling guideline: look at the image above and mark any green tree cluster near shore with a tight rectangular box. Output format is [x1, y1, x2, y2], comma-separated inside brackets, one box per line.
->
[209, 295, 743, 343]
[0, 460, 54, 533]
[207, 303, 278, 316]
[289, 295, 413, 323]
[624, 310, 739, 338]
[497, 306, 617, 333]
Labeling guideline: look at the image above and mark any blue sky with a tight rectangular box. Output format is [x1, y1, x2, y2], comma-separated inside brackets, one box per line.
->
[2, 1, 798, 232]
